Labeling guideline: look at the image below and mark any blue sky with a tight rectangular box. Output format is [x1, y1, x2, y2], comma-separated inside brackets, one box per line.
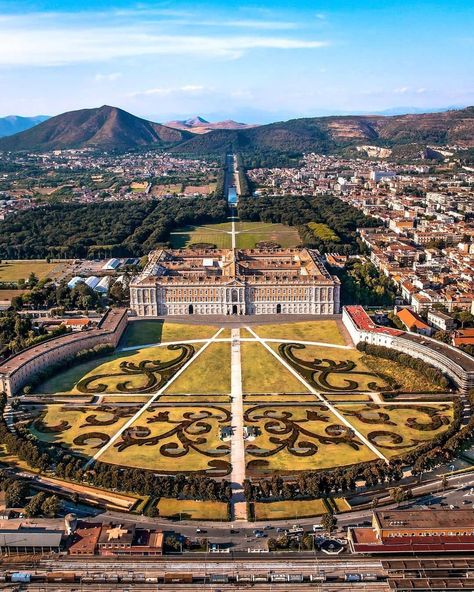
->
[0, 0, 472, 122]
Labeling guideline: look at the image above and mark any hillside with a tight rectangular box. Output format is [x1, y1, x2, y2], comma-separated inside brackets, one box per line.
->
[165, 115, 256, 134]
[0, 115, 49, 138]
[1, 105, 473, 155]
[0, 106, 192, 151]
[173, 107, 474, 156]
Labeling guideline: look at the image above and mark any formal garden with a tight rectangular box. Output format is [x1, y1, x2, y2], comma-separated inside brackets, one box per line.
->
[18, 318, 463, 519]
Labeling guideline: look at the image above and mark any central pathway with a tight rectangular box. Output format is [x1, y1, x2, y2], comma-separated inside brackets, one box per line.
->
[230, 328, 247, 521]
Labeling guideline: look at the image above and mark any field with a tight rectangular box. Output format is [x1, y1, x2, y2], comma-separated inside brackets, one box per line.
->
[276, 342, 392, 393]
[156, 498, 228, 520]
[254, 498, 328, 521]
[169, 221, 301, 250]
[170, 224, 232, 249]
[252, 320, 347, 345]
[241, 342, 308, 394]
[99, 403, 231, 476]
[0, 260, 63, 282]
[362, 355, 445, 392]
[244, 403, 377, 475]
[165, 342, 231, 394]
[337, 403, 454, 459]
[121, 320, 220, 348]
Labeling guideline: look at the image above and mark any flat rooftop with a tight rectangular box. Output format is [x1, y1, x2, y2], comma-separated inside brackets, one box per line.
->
[375, 509, 474, 530]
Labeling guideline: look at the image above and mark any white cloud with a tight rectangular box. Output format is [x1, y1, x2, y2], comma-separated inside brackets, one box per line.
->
[130, 85, 207, 97]
[394, 86, 409, 94]
[95, 72, 122, 82]
[0, 12, 328, 67]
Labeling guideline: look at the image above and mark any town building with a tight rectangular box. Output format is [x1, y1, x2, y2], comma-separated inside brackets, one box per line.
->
[427, 310, 456, 331]
[130, 248, 340, 317]
[349, 509, 474, 553]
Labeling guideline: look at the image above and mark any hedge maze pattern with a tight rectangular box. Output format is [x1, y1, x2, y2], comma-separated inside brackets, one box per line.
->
[279, 343, 390, 393]
[76, 344, 195, 394]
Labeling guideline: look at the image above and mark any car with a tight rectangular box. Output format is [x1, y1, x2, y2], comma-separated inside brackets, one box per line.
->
[263, 525, 273, 530]
[255, 532, 266, 538]
[196, 528, 207, 534]
[230, 529, 239, 534]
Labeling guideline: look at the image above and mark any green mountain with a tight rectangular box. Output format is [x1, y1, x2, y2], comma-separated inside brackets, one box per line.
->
[0, 105, 192, 151]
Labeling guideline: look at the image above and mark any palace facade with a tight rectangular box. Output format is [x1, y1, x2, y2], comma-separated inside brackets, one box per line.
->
[130, 248, 340, 317]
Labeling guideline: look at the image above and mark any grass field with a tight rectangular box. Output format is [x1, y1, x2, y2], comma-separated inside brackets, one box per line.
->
[0, 260, 61, 282]
[35, 352, 127, 394]
[337, 403, 454, 458]
[235, 221, 301, 248]
[29, 405, 134, 456]
[245, 403, 377, 474]
[72, 344, 200, 394]
[252, 320, 347, 345]
[362, 355, 444, 392]
[100, 404, 231, 474]
[254, 498, 327, 520]
[120, 320, 220, 348]
[156, 498, 228, 521]
[274, 343, 390, 392]
[169, 221, 301, 250]
[170, 224, 232, 249]
[165, 342, 231, 394]
[241, 342, 308, 394]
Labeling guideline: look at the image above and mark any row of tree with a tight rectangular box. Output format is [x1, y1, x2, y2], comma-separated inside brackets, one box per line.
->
[357, 342, 450, 389]
[238, 194, 380, 254]
[0, 195, 228, 259]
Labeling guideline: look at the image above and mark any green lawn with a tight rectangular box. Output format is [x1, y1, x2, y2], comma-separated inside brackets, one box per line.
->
[169, 221, 301, 250]
[100, 404, 231, 474]
[35, 352, 127, 394]
[275, 343, 390, 392]
[252, 320, 346, 345]
[362, 355, 445, 392]
[235, 222, 301, 248]
[0, 260, 62, 282]
[121, 320, 220, 348]
[72, 344, 199, 394]
[241, 342, 308, 394]
[254, 498, 327, 520]
[245, 403, 377, 474]
[165, 342, 231, 394]
[169, 224, 232, 249]
[337, 403, 454, 459]
[157, 498, 229, 521]
[29, 405, 134, 457]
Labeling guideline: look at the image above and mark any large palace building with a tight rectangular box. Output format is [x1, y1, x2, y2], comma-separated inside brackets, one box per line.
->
[130, 248, 340, 316]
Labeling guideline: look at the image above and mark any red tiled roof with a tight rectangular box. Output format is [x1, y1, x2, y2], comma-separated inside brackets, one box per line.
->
[345, 305, 403, 336]
[396, 308, 431, 331]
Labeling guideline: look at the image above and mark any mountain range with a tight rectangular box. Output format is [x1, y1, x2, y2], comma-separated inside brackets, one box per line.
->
[165, 116, 256, 134]
[0, 105, 473, 155]
[0, 115, 49, 138]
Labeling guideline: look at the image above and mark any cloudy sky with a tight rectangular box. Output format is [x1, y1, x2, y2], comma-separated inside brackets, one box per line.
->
[0, 0, 472, 123]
